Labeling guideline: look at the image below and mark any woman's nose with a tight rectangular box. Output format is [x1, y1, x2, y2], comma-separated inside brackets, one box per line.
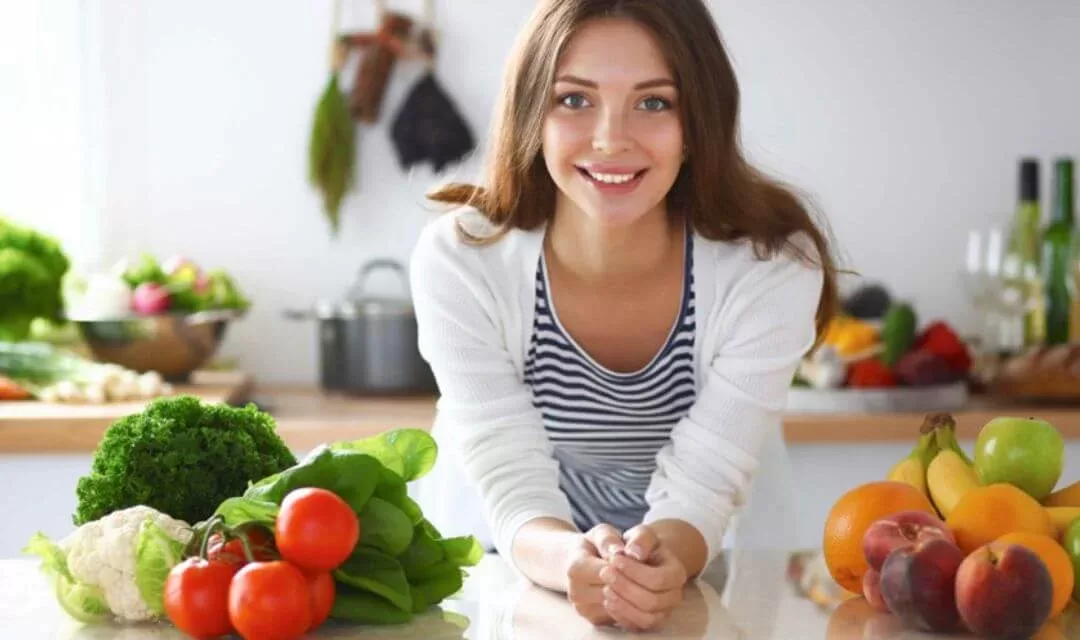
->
[591, 107, 632, 155]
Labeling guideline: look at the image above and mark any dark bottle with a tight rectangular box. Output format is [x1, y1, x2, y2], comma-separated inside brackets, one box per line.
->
[1042, 158, 1076, 344]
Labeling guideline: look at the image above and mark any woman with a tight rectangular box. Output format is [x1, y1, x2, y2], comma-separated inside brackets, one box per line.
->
[408, 0, 839, 631]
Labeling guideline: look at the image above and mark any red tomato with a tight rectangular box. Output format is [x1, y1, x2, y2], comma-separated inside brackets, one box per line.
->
[274, 487, 359, 572]
[306, 571, 335, 631]
[207, 526, 277, 566]
[163, 557, 237, 638]
[228, 561, 311, 640]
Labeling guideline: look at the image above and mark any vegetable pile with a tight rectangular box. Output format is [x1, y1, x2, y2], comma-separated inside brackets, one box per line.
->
[25, 396, 484, 639]
[795, 299, 973, 390]
[0, 340, 173, 403]
[73, 395, 298, 526]
[64, 253, 250, 319]
[0, 215, 71, 341]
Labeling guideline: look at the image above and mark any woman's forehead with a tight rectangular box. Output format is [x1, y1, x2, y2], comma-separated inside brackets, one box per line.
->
[555, 17, 674, 84]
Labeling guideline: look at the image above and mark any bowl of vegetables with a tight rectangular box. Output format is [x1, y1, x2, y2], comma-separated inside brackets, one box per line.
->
[64, 254, 251, 381]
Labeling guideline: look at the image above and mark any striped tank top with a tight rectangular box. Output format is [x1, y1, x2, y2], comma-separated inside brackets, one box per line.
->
[523, 230, 698, 533]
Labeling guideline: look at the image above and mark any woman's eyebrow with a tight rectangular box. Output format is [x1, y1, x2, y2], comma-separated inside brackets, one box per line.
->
[554, 75, 676, 90]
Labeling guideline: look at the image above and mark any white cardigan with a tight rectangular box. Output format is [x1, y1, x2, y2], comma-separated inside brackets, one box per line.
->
[406, 208, 823, 572]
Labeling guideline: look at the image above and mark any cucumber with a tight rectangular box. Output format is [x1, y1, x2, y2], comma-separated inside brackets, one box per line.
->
[0, 341, 99, 387]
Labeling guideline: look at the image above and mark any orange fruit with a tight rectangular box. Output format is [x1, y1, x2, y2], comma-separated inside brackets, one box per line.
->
[994, 531, 1074, 618]
[946, 483, 1056, 554]
[822, 481, 937, 594]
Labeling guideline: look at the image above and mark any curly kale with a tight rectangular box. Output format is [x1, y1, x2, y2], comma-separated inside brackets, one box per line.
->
[0, 216, 70, 341]
[74, 395, 298, 526]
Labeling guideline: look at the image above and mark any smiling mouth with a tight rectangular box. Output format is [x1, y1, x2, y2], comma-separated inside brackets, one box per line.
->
[575, 167, 648, 185]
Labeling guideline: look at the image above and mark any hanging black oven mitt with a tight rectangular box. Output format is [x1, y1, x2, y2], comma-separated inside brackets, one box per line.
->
[389, 71, 475, 173]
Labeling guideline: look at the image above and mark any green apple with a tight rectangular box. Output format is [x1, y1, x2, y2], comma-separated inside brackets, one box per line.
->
[974, 416, 1064, 501]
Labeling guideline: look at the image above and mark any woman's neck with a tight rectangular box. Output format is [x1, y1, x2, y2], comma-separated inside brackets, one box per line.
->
[546, 200, 682, 287]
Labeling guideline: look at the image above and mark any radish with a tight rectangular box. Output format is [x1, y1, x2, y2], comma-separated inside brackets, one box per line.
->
[131, 282, 171, 315]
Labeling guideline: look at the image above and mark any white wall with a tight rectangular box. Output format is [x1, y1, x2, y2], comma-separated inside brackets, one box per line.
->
[5, 1, 1080, 383]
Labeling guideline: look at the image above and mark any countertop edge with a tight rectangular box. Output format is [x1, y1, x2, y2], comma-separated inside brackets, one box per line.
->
[4, 384, 1080, 453]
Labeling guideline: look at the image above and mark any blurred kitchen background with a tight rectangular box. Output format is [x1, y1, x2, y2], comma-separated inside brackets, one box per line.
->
[2, 0, 1080, 557]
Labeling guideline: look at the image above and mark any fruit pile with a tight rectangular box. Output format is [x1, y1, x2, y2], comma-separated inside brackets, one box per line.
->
[823, 413, 1080, 638]
[796, 301, 972, 390]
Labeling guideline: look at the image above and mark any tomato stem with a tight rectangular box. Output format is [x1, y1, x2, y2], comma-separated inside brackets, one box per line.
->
[198, 515, 227, 560]
[234, 529, 257, 564]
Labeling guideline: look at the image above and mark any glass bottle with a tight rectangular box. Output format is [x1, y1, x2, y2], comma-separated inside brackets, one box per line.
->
[1043, 158, 1076, 344]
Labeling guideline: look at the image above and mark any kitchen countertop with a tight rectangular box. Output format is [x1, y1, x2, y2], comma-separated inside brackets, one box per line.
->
[10, 548, 1075, 639]
[7, 384, 1080, 453]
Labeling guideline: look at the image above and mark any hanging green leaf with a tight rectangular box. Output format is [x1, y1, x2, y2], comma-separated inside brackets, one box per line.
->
[308, 72, 356, 236]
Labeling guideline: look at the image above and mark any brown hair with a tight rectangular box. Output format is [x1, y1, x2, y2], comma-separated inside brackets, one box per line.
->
[427, 0, 839, 338]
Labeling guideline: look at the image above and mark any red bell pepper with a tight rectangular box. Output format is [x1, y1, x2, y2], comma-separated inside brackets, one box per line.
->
[915, 321, 972, 374]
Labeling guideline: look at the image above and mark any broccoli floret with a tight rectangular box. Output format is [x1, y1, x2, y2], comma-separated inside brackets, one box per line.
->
[0, 216, 71, 340]
[74, 395, 297, 526]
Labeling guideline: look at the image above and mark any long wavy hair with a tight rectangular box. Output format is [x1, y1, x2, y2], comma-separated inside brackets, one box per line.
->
[427, 0, 839, 337]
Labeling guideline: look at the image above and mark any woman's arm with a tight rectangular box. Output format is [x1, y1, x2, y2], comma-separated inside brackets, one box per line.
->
[642, 237, 825, 570]
[510, 518, 586, 591]
[409, 217, 578, 581]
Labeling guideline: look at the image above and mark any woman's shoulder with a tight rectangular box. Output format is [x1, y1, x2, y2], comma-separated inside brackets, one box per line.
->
[696, 230, 821, 278]
[410, 205, 543, 294]
[694, 230, 824, 316]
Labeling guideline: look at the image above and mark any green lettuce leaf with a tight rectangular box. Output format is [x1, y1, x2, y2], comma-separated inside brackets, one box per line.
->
[23, 532, 111, 623]
[245, 446, 381, 511]
[134, 519, 187, 616]
[333, 547, 412, 613]
[358, 497, 414, 557]
[213, 496, 280, 528]
[333, 428, 437, 482]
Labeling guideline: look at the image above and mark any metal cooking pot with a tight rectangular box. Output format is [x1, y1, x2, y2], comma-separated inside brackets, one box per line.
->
[285, 259, 437, 395]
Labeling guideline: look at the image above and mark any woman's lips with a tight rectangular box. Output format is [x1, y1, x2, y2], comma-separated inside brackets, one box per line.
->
[576, 166, 648, 194]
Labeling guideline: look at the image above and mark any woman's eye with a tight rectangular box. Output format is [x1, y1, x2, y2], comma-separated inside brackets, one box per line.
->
[558, 93, 590, 109]
[639, 96, 672, 111]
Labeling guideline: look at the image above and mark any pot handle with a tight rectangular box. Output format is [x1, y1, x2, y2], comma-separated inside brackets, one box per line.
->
[347, 258, 410, 299]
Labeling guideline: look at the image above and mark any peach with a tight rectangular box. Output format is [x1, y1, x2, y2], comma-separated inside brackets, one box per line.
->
[879, 537, 965, 632]
[862, 568, 889, 613]
[863, 510, 955, 572]
[955, 543, 1053, 639]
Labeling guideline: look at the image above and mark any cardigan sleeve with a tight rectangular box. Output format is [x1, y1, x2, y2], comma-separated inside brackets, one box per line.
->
[642, 237, 824, 566]
[409, 218, 576, 570]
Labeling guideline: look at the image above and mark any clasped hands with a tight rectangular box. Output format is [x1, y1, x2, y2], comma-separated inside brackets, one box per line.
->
[565, 523, 689, 632]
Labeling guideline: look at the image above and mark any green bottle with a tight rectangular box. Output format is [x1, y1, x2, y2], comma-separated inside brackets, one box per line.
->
[1042, 158, 1076, 345]
[1004, 159, 1043, 345]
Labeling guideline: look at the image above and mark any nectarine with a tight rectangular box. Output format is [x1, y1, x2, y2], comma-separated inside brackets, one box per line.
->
[879, 537, 965, 632]
[955, 543, 1053, 639]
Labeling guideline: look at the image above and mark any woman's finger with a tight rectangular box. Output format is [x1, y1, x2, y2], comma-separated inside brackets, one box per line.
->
[601, 564, 682, 613]
[621, 524, 660, 562]
[570, 584, 606, 606]
[612, 549, 686, 592]
[567, 551, 608, 586]
[604, 589, 668, 632]
[585, 523, 626, 560]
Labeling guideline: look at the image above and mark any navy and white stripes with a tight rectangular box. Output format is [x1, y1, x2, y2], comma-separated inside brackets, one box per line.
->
[523, 231, 698, 533]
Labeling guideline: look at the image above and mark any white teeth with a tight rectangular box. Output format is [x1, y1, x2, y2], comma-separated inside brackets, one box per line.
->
[585, 170, 637, 184]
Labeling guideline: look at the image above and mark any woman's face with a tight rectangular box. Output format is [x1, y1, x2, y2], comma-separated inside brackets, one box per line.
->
[542, 17, 684, 229]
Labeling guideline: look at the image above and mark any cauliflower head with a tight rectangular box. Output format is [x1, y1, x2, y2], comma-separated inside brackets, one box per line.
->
[60, 505, 192, 622]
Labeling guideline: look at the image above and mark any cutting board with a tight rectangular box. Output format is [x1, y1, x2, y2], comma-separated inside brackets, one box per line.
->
[0, 371, 254, 452]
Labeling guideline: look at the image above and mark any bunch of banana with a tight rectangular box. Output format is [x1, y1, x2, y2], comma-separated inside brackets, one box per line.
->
[925, 426, 980, 518]
[887, 429, 939, 496]
[887, 413, 978, 518]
